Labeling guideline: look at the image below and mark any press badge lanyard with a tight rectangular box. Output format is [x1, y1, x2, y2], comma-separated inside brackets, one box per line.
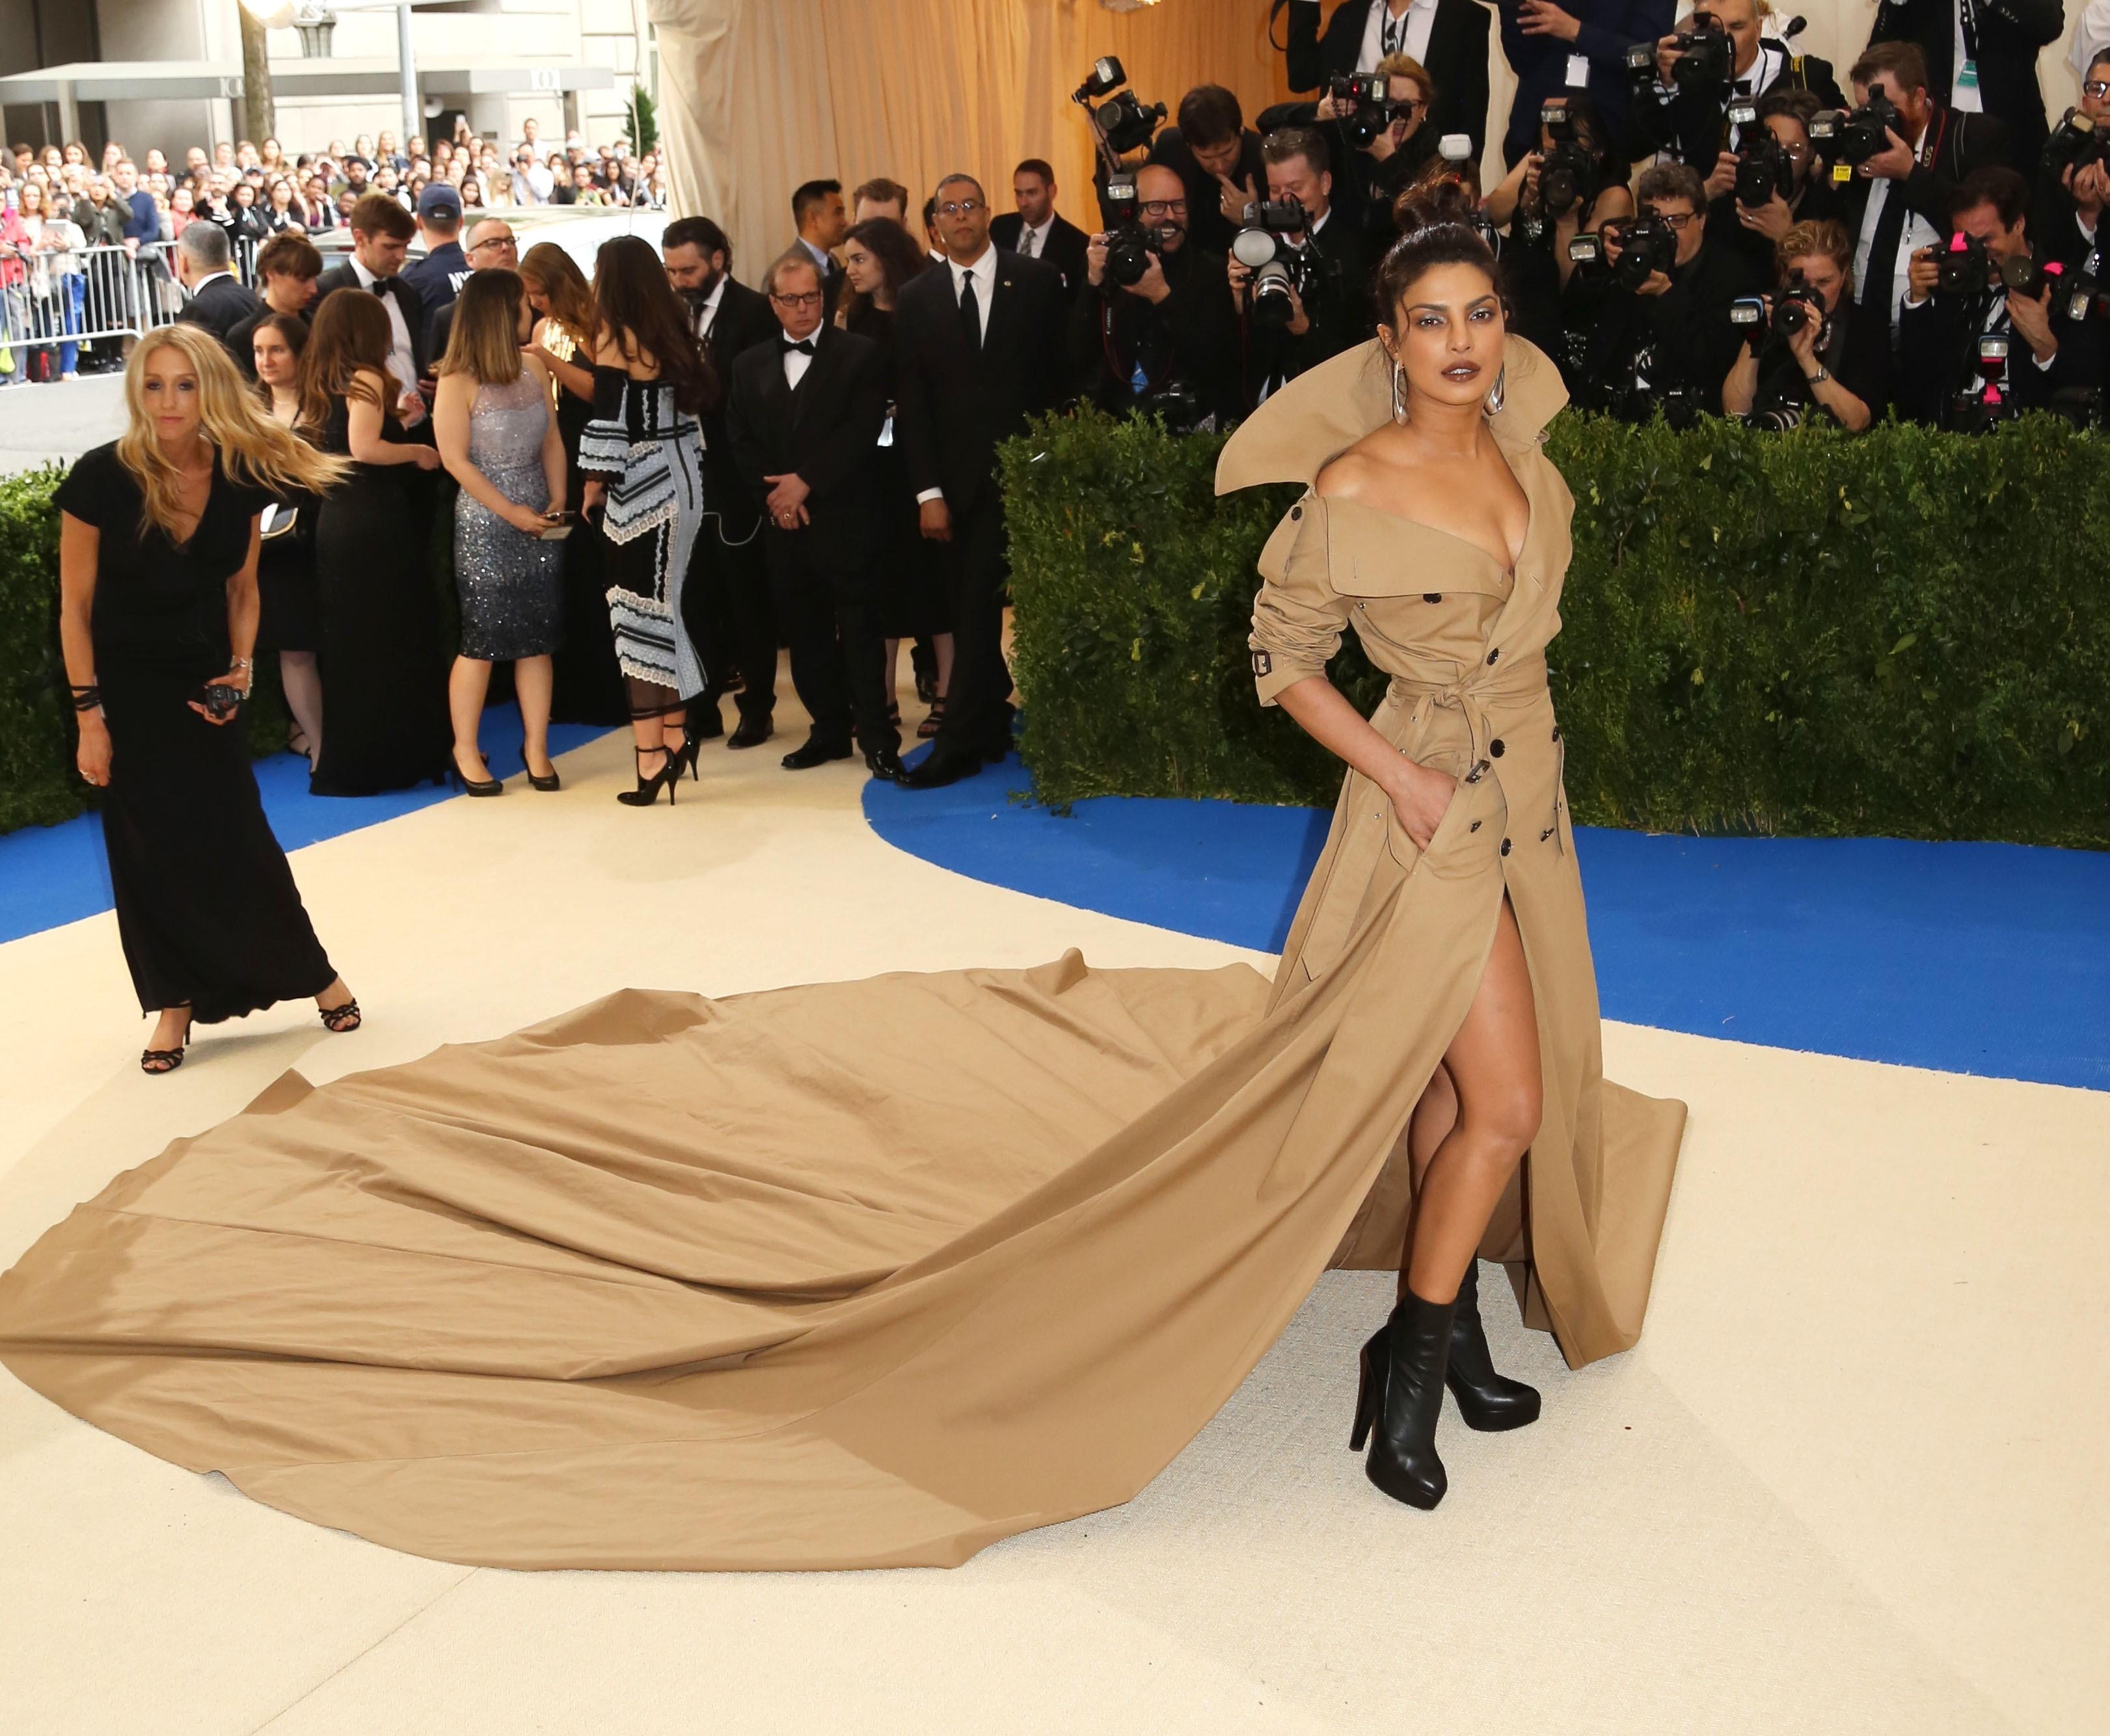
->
[1954, 0, 1984, 113]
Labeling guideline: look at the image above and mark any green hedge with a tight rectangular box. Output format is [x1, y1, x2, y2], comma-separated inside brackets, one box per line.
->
[1001, 408, 2109, 850]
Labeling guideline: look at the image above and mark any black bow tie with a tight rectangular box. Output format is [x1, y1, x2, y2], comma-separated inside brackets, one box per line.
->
[779, 336, 815, 355]
[372, 276, 399, 293]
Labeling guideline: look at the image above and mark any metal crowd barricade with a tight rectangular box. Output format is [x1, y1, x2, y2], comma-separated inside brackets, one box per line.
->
[0, 239, 187, 382]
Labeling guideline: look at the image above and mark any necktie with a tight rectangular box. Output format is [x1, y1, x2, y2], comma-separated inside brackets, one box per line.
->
[1021, 228, 1038, 259]
[778, 336, 815, 355]
[1861, 180, 1909, 321]
[958, 271, 982, 350]
[1384, 7, 1407, 57]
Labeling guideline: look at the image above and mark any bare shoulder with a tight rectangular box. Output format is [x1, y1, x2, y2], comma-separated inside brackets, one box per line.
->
[1313, 444, 1382, 503]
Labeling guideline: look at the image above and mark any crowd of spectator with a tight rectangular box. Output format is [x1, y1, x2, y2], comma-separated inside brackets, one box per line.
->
[0, 117, 666, 381]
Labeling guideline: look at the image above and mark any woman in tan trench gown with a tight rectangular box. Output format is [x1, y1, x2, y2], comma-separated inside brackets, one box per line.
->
[0, 226, 1683, 1571]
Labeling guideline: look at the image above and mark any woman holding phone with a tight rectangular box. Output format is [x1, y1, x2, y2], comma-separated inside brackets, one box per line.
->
[55, 323, 362, 1074]
[432, 267, 568, 793]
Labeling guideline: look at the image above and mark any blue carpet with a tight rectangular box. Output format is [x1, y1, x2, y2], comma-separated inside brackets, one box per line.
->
[0, 704, 610, 947]
[865, 755, 2110, 1093]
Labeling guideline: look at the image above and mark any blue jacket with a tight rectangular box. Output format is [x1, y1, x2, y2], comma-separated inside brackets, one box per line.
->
[1498, 0, 1674, 169]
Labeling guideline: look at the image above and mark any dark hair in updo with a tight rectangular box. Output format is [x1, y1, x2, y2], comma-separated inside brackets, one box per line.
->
[1376, 180, 1503, 330]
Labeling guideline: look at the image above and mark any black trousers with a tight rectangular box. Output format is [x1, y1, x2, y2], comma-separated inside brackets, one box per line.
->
[686, 507, 778, 721]
[767, 534, 899, 756]
[930, 491, 1012, 760]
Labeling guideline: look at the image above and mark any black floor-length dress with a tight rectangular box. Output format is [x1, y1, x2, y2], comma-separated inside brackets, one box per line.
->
[306, 399, 450, 796]
[53, 444, 337, 1023]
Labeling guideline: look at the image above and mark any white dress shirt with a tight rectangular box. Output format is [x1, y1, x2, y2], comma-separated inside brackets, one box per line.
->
[692, 275, 727, 343]
[1016, 215, 1055, 260]
[1358, 0, 1437, 72]
[798, 236, 836, 277]
[914, 247, 1003, 504]
[779, 327, 817, 391]
[1952, 0, 1984, 111]
[1853, 122, 1941, 339]
[349, 254, 419, 401]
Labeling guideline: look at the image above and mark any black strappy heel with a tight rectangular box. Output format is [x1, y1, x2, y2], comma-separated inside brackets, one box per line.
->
[617, 744, 680, 806]
[141, 1009, 193, 1075]
[319, 997, 362, 1033]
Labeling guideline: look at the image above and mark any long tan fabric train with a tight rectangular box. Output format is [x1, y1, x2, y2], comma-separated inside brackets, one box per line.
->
[0, 336, 1683, 1571]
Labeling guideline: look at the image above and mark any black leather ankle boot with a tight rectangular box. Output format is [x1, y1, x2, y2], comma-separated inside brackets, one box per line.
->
[1446, 1259, 1542, 1431]
[1351, 1287, 1457, 1510]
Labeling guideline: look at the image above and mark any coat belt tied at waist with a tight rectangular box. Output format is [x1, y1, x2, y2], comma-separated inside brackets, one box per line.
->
[1386, 653, 1563, 854]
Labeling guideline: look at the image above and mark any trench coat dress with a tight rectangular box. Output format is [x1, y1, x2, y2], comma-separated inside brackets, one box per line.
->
[1228, 336, 1686, 1357]
[0, 338, 1683, 1572]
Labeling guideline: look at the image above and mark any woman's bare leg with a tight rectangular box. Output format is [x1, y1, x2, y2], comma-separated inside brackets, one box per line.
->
[1402, 897, 1542, 1305]
[278, 650, 323, 767]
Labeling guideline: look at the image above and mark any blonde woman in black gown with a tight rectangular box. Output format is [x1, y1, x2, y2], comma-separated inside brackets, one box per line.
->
[56, 323, 363, 1072]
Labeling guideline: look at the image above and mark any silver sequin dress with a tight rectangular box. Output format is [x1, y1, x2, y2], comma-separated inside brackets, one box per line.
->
[454, 372, 563, 662]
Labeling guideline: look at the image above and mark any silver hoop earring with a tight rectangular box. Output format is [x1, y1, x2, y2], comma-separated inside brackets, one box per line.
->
[1483, 364, 1507, 418]
[1390, 356, 1409, 424]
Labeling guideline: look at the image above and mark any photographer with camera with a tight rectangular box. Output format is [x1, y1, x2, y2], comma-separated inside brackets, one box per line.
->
[1070, 164, 1239, 426]
[1498, 0, 1671, 168]
[1227, 128, 1374, 401]
[1894, 166, 2105, 423]
[1637, 0, 1844, 174]
[1569, 161, 1760, 416]
[1488, 94, 1637, 289]
[1712, 88, 1844, 282]
[1836, 43, 2011, 369]
[1148, 86, 1271, 258]
[1865, 0, 2063, 169]
[1259, 53, 1441, 252]
[1722, 219, 1882, 426]
[1281, 0, 1490, 163]
[2030, 51, 2110, 271]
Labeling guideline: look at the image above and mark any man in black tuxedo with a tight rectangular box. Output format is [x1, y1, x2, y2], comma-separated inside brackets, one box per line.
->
[312, 191, 431, 432]
[1226, 128, 1373, 407]
[1893, 165, 2105, 421]
[1284, 0, 1491, 164]
[1638, 0, 1845, 173]
[790, 178, 850, 321]
[1148, 85, 1271, 258]
[893, 173, 1066, 790]
[664, 215, 781, 748]
[990, 159, 1091, 300]
[170, 221, 260, 343]
[1835, 41, 2011, 378]
[1867, 0, 2062, 169]
[728, 254, 900, 780]
[224, 233, 323, 378]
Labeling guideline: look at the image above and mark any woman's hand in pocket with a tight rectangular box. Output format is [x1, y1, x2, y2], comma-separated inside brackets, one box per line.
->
[1385, 757, 1458, 850]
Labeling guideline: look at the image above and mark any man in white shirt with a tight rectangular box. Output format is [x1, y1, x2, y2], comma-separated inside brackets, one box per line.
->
[316, 191, 427, 427]
[989, 159, 1090, 300]
[1284, 0, 1491, 161]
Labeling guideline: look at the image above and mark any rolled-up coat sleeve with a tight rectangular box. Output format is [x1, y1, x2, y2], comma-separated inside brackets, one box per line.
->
[1249, 493, 1348, 707]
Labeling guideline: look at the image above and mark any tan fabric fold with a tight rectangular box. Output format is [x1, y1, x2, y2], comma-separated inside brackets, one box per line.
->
[0, 334, 1683, 1571]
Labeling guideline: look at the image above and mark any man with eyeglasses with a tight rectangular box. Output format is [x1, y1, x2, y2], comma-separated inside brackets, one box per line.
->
[1070, 163, 1238, 424]
[1257, 52, 1440, 250]
[420, 219, 519, 377]
[891, 173, 1066, 790]
[1582, 161, 1759, 416]
[990, 159, 1090, 300]
[2031, 49, 2110, 271]
[1712, 88, 1845, 285]
[1865, 0, 2062, 169]
[727, 254, 900, 781]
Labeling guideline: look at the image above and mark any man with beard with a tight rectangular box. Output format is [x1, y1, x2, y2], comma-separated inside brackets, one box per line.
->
[664, 215, 781, 745]
[1070, 162, 1239, 425]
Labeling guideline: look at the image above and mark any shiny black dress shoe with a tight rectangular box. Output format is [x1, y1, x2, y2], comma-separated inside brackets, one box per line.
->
[727, 714, 774, 750]
[899, 747, 984, 790]
[864, 747, 906, 781]
[1446, 1259, 1541, 1430]
[781, 737, 853, 770]
[1351, 1286, 1459, 1510]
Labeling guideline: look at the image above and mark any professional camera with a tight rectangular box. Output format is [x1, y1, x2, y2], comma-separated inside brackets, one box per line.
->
[1232, 197, 1316, 329]
[1729, 271, 1824, 346]
[1998, 252, 2061, 299]
[1811, 93, 1902, 169]
[1580, 214, 1677, 290]
[2043, 107, 2109, 183]
[1668, 14, 1735, 97]
[1097, 178, 1155, 288]
[2057, 267, 2109, 323]
[1538, 104, 1602, 219]
[1327, 72, 1398, 149]
[1139, 377, 1213, 435]
[1945, 334, 2014, 430]
[1933, 232, 1994, 297]
[1072, 57, 1167, 169]
[1730, 104, 1796, 206]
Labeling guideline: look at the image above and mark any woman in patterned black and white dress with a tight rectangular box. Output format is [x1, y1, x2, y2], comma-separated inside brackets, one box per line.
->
[576, 236, 710, 807]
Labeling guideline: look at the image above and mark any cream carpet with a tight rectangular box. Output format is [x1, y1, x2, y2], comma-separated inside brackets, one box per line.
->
[3, 677, 2103, 1735]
